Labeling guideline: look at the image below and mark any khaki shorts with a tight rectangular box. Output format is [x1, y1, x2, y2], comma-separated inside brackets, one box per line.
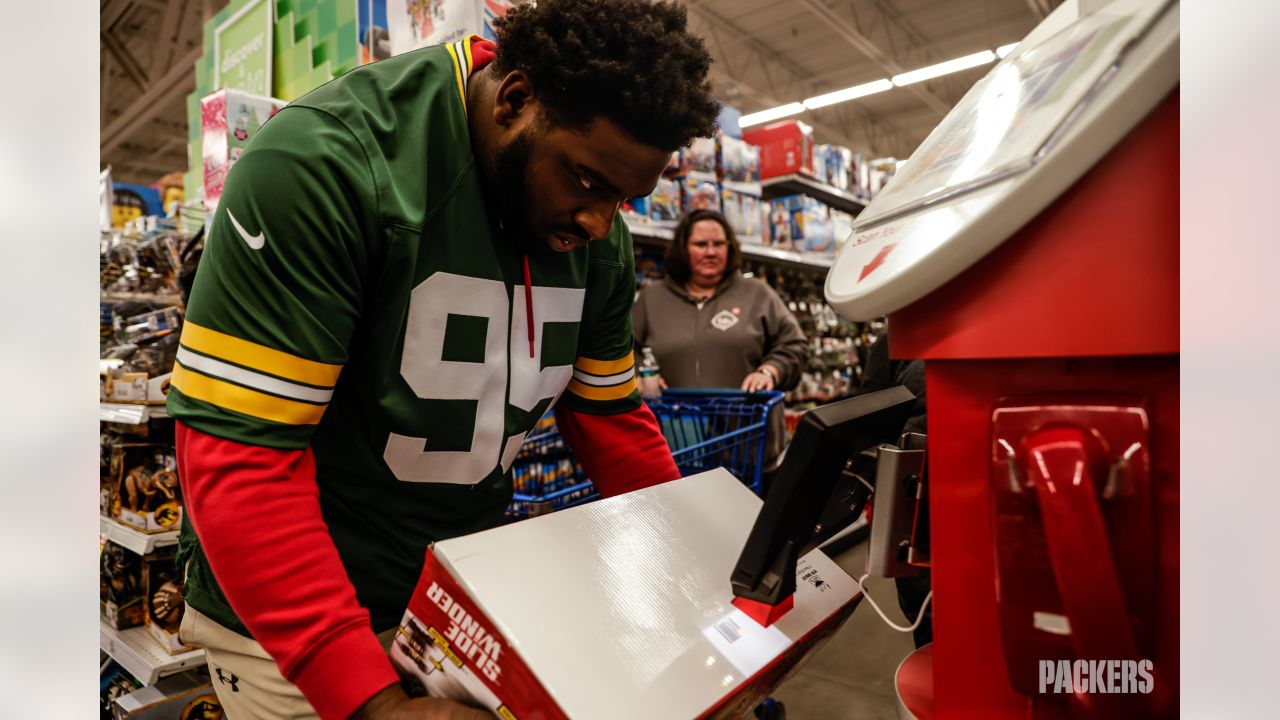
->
[179, 604, 398, 719]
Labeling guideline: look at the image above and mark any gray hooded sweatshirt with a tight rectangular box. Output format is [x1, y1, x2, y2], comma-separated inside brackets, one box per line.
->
[633, 273, 808, 469]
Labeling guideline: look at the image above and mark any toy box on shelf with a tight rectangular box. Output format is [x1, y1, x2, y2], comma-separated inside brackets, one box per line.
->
[722, 188, 763, 245]
[108, 444, 183, 534]
[648, 177, 683, 223]
[143, 548, 194, 655]
[681, 174, 721, 214]
[743, 120, 815, 179]
[112, 671, 222, 720]
[101, 541, 147, 630]
[767, 194, 834, 255]
[680, 136, 719, 176]
[719, 135, 763, 244]
[717, 135, 761, 186]
[867, 156, 900, 197]
[201, 88, 288, 215]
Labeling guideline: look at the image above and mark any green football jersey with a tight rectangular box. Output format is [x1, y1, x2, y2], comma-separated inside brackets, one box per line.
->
[168, 39, 642, 633]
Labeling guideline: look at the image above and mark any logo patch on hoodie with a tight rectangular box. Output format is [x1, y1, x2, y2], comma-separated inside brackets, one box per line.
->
[711, 309, 740, 332]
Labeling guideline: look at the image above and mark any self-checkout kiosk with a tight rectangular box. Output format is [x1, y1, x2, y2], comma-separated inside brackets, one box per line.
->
[732, 1, 1178, 717]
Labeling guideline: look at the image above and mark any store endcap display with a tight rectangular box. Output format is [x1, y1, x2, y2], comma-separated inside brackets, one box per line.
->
[825, 0, 1179, 320]
[391, 469, 860, 719]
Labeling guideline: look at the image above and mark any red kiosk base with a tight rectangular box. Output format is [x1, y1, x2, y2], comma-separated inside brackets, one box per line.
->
[889, 92, 1178, 719]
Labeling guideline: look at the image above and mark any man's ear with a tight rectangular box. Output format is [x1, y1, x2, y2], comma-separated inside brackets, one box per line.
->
[493, 70, 537, 127]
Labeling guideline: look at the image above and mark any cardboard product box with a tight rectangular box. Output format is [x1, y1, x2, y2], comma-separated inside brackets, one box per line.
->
[101, 541, 146, 630]
[648, 177, 683, 223]
[201, 88, 288, 215]
[143, 548, 195, 655]
[742, 120, 814, 179]
[767, 195, 833, 253]
[110, 444, 183, 534]
[681, 175, 721, 215]
[391, 469, 862, 719]
[387, 0, 514, 56]
[103, 371, 172, 404]
[113, 671, 222, 720]
[681, 137, 719, 176]
[828, 209, 856, 257]
[722, 188, 763, 245]
[718, 136, 761, 184]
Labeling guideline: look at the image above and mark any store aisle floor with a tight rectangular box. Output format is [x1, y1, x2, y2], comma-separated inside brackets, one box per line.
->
[771, 541, 918, 719]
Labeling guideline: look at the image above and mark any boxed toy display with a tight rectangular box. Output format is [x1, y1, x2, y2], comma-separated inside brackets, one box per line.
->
[109, 444, 183, 534]
[681, 136, 719, 176]
[390, 469, 862, 719]
[201, 88, 287, 215]
[648, 177, 683, 223]
[742, 120, 815, 179]
[112, 671, 222, 719]
[101, 541, 146, 630]
[143, 548, 193, 654]
[722, 187, 763, 245]
[681, 175, 721, 214]
[718, 135, 761, 184]
[767, 195, 833, 253]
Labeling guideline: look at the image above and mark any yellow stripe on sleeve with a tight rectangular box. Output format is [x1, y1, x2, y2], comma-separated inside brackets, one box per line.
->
[179, 321, 342, 388]
[573, 355, 635, 377]
[463, 34, 476, 73]
[445, 44, 467, 114]
[567, 376, 637, 402]
[172, 363, 327, 426]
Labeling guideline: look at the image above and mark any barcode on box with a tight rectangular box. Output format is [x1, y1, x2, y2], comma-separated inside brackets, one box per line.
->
[715, 617, 742, 644]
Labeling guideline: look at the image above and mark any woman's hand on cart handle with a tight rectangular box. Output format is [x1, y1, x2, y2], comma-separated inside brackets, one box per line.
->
[741, 365, 778, 392]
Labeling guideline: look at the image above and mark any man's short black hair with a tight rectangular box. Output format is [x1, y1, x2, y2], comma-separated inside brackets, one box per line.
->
[493, 0, 721, 152]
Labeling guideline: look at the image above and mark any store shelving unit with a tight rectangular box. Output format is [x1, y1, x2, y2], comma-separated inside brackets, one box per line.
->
[100, 516, 180, 556]
[100, 402, 168, 424]
[101, 617, 205, 685]
[625, 217, 832, 271]
[761, 173, 869, 215]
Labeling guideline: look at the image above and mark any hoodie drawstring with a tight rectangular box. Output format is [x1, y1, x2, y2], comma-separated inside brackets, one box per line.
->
[522, 254, 535, 359]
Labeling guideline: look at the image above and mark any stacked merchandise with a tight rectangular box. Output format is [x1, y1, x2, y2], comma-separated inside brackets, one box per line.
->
[200, 89, 288, 216]
[812, 143, 869, 201]
[764, 194, 854, 257]
[507, 414, 598, 518]
[100, 219, 201, 668]
[718, 135, 764, 245]
[742, 119, 815, 179]
[621, 152, 683, 228]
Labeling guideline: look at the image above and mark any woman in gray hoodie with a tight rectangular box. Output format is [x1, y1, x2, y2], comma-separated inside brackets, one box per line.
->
[633, 209, 809, 480]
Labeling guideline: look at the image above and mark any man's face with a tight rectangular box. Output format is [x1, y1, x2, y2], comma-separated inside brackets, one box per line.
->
[494, 115, 671, 253]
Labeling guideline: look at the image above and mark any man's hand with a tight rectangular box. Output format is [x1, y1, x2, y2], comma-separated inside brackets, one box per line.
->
[352, 685, 491, 720]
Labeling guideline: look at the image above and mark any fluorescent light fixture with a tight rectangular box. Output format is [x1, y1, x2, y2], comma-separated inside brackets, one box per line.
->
[803, 79, 893, 110]
[996, 43, 1018, 59]
[892, 50, 996, 86]
[738, 102, 806, 128]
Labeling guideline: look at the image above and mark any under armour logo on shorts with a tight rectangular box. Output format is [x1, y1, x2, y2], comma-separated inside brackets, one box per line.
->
[216, 667, 240, 692]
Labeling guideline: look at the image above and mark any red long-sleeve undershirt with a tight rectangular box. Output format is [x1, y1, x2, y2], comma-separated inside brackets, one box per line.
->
[176, 403, 679, 719]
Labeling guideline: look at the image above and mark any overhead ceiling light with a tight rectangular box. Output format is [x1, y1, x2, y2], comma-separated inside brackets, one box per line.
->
[891, 50, 996, 87]
[996, 43, 1019, 59]
[803, 79, 894, 110]
[738, 102, 806, 128]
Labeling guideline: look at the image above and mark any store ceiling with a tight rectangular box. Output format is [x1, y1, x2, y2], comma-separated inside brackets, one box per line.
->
[100, 0, 1059, 185]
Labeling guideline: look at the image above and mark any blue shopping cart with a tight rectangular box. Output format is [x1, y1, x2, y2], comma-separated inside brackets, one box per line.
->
[507, 389, 783, 518]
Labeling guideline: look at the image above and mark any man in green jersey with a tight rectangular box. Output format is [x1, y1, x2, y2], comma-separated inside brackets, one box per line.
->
[167, 1, 721, 718]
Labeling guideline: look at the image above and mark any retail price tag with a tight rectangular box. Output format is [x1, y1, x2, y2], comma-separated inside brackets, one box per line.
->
[702, 606, 791, 678]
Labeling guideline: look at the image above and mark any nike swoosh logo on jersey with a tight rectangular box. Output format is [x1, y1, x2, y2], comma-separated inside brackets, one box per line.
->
[227, 209, 265, 250]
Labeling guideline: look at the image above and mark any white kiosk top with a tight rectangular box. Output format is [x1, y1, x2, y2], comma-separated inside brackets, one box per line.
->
[825, 0, 1179, 321]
